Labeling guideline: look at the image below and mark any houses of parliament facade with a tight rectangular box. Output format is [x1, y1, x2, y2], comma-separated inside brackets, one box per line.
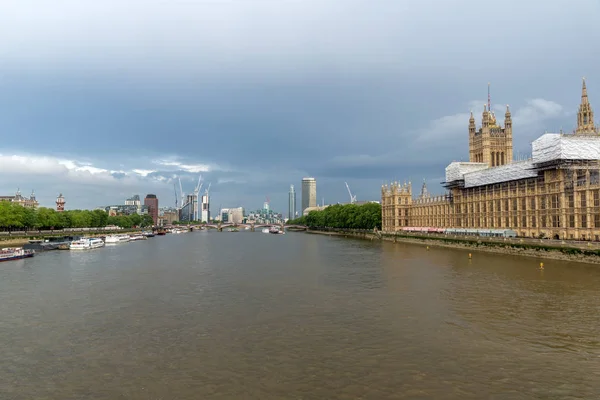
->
[382, 79, 600, 240]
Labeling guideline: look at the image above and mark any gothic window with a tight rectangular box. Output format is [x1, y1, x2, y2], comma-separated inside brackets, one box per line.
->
[582, 215, 588, 228]
[570, 215, 575, 228]
[552, 215, 560, 228]
[581, 192, 587, 208]
[590, 171, 600, 185]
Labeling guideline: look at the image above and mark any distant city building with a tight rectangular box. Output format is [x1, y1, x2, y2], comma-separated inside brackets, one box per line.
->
[0, 189, 39, 208]
[144, 194, 159, 225]
[228, 207, 244, 224]
[288, 184, 296, 220]
[246, 205, 284, 225]
[158, 211, 179, 226]
[201, 193, 210, 222]
[303, 205, 329, 216]
[301, 177, 317, 214]
[179, 194, 197, 222]
[105, 204, 148, 216]
[125, 194, 141, 206]
[56, 193, 65, 212]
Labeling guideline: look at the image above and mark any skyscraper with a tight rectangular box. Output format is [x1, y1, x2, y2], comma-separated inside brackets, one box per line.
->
[288, 184, 296, 220]
[144, 194, 159, 225]
[201, 193, 210, 222]
[301, 177, 316, 214]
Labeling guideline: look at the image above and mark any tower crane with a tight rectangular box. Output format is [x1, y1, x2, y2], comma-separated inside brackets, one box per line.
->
[345, 182, 357, 204]
[174, 182, 178, 209]
[193, 175, 203, 221]
[178, 177, 185, 209]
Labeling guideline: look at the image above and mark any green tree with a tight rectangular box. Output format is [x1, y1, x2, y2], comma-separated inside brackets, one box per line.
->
[287, 203, 381, 230]
[140, 214, 154, 227]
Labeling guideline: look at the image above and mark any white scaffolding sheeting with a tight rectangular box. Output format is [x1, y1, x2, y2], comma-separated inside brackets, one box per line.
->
[463, 160, 537, 188]
[532, 133, 600, 163]
[445, 162, 488, 183]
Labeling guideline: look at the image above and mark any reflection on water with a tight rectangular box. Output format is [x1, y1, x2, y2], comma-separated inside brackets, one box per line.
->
[0, 232, 599, 399]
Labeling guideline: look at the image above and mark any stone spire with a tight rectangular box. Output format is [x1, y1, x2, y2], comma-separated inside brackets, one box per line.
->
[504, 104, 512, 128]
[576, 77, 596, 135]
[419, 179, 429, 199]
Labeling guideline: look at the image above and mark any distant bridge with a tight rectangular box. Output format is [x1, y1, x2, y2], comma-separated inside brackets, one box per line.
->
[198, 223, 307, 232]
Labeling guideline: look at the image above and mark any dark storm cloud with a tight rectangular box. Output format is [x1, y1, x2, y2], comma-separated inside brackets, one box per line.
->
[0, 0, 598, 211]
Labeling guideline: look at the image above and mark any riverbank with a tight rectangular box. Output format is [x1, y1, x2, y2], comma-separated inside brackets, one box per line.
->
[0, 229, 143, 248]
[306, 229, 600, 264]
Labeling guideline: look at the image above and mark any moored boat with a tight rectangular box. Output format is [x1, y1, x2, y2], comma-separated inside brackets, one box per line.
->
[129, 234, 147, 241]
[70, 238, 105, 250]
[104, 234, 130, 244]
[23, 235, 81, 252]
[0, 247, 35, 262]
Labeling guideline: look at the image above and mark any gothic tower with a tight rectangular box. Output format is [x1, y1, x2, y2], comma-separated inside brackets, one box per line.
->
[575, 78, 597, 135]
[468, 84, 513, 167]
[56, 193, 65, 212]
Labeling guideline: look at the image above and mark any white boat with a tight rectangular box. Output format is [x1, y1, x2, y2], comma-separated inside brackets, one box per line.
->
[129, 234, 147, 241]
[104, 234, 131, 244]
[269, 226, 285, 235]
[262, 228, 270, 233]
[0, 247, 35, 262]
[70, 238, 105, 250]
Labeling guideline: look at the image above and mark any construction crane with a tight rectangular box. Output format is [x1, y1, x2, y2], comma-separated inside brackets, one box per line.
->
[193, 175, 203, 221]
[178, 177, 185, 209]
[174, 182, 178, 208]
[345, 182, 357, 204]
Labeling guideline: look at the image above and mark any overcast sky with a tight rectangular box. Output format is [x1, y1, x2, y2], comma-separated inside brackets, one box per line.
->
[0, 0, 598, 213]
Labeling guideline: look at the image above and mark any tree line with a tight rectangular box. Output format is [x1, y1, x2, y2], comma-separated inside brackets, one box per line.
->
[287, 203, 381, 230]
[0, 201, 154, 230]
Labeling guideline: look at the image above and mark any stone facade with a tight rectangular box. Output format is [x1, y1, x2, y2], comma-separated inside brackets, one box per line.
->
[382, 79, 600, 240]
[0, 189, 39, 208]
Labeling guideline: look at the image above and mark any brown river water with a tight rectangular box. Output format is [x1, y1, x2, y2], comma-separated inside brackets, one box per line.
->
[0, 231, 599, 399]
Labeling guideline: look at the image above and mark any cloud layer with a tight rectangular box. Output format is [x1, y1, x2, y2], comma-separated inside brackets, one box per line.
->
[0, 0, 598, 212]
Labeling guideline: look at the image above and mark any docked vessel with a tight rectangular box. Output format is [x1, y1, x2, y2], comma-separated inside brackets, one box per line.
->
[23, 235, 81, 252]
[104, 234, 130, 244]
[70, 238, 105, 250]
[129, 234, 147, 241]
[156, 229, 167, 236]
[0, 247, 35, 262]
[142, 231, 155, 238]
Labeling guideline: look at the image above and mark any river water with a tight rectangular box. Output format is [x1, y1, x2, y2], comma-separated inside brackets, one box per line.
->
[0, 231, 599, 399]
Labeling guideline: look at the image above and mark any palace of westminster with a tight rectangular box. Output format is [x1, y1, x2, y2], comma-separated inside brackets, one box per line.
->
[381, 79, 600, 240]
